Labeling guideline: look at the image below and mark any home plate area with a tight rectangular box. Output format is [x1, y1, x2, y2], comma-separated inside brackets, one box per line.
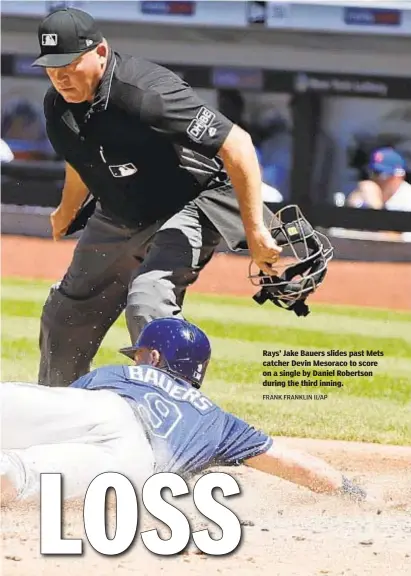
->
[2, 438, 411, 576]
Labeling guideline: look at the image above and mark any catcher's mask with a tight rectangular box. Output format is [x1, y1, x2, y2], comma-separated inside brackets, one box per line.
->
[249, 205, 334, 317]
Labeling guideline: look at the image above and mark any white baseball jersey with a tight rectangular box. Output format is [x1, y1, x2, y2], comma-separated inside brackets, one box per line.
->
[385, 181, 411, 212]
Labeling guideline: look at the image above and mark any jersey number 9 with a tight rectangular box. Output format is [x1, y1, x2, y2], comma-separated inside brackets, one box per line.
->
[137, 392, 183, 439]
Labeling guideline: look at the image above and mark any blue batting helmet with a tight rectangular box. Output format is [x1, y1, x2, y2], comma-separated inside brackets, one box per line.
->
[119, 318, 211, 388]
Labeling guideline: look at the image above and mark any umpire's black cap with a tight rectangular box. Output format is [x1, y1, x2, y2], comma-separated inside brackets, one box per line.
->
[32, 8, 103, 68]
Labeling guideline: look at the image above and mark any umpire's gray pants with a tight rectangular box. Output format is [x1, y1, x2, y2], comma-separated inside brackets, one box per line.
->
[38, 201, 221, 387]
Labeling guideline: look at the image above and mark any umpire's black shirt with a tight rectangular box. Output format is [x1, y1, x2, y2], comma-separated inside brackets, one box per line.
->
[44, 49, 234, 226]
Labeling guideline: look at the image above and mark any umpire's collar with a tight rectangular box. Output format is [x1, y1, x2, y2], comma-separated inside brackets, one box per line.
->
[88, 48, 117, 116]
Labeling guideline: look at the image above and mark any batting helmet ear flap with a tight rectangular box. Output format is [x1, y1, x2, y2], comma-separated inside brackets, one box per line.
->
[249, 205, 334, 316]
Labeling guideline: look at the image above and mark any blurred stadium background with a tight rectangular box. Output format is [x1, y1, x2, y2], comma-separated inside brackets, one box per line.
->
[1, 0, 411, 254]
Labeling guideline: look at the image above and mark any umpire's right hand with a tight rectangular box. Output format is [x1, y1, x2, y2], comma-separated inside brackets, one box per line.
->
[50, 205, 73, 241]
[247, 225, 282, 276]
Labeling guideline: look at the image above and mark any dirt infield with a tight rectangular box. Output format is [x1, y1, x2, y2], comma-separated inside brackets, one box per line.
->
[2, 235, 411, 575]
[1, 235, 411, 310]
[2, 439, 411, 576]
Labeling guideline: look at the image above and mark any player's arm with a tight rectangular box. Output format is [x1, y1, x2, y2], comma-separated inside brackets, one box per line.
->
[133, 75, 282, 274]
[244, 440, 367, 499]
[217, 415, 367, 502]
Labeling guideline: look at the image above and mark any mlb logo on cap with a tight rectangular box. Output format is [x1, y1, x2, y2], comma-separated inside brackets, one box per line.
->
[32, 8, 103, 68]
[373, 151, 384, 163]
[42, 33, 58, 46]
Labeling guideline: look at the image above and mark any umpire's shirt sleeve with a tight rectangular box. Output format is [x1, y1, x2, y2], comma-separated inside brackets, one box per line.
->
[116, 70, 234, 159]
[43, 87, 65, 158]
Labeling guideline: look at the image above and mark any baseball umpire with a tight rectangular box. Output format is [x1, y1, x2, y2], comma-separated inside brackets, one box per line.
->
[32, 8, 283, 387]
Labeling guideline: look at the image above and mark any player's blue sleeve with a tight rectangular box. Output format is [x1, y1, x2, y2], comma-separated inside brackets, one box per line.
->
[69, 366, 127, 390]
[70, 371, 97, 389]
[215, 412, 273, 466]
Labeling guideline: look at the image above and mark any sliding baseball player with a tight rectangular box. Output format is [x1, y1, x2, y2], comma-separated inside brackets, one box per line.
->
[1, 318, 369, 506]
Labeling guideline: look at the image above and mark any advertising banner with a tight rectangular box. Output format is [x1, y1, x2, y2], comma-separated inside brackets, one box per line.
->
[2, 1, 410, 35]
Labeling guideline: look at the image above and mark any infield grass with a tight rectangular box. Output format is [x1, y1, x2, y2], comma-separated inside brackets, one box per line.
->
[1, 277, 410, 445]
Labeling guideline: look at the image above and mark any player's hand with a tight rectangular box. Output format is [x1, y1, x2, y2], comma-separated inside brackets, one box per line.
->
[247, 225, 282, 276]
[50, 205, 74, 241]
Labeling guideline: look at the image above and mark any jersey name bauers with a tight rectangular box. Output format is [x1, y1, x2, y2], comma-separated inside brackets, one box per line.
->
[127, 366, 214, 412]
